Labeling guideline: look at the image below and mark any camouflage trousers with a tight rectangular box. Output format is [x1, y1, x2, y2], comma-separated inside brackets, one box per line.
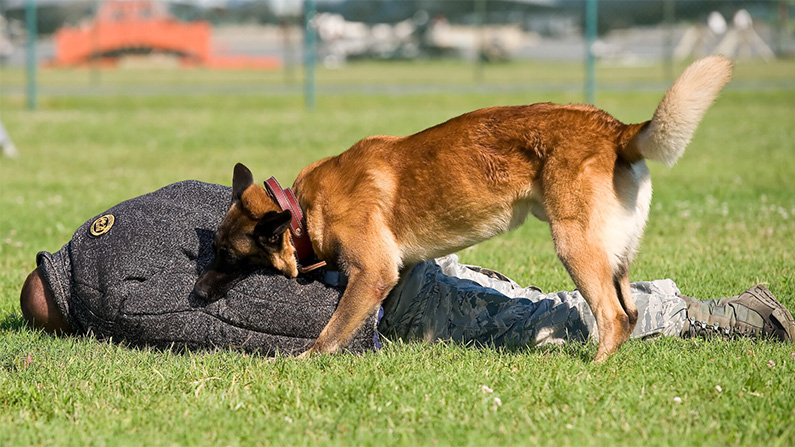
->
[377, 254, 687, 348]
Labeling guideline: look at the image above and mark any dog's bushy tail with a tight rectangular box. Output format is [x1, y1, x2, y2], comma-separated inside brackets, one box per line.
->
[621, 55, 733, 166]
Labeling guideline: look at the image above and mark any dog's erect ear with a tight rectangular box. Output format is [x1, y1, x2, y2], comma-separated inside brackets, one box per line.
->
[254, 210, 293, 245]
[232, 163, 254, 201]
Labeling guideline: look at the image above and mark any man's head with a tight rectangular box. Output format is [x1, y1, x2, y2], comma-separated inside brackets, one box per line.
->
[193, 163, 299, 301]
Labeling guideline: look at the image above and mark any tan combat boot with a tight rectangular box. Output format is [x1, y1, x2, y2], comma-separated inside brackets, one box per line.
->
[681, 285, 795, 342]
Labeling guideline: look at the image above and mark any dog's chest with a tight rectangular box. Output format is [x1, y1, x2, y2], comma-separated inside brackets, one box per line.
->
[511, 197, 546, 227]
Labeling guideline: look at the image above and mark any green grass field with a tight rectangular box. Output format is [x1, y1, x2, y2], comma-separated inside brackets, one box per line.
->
[1, 61, 794, 446]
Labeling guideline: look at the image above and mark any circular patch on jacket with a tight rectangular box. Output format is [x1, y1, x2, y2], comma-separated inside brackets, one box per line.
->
[90, 214, 115, 237]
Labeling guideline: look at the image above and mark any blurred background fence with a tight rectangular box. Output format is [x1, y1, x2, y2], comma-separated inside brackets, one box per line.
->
[0, 0, 793, 106]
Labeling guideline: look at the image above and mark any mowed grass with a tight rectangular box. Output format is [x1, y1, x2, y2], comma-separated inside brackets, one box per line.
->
[1, 61, 794, 446]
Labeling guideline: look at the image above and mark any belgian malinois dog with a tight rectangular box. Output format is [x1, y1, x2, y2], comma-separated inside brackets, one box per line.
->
[195, 56, 733, 361]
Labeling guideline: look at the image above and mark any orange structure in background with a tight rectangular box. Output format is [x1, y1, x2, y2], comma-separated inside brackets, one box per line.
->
[53, 0, 280, 69]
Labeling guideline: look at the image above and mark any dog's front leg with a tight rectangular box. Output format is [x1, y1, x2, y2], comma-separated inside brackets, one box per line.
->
[305, 263, 399, 355]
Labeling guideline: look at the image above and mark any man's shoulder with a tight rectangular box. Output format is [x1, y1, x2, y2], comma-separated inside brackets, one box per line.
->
[151, 180, 230, 201]
[115, 180, 231, 216]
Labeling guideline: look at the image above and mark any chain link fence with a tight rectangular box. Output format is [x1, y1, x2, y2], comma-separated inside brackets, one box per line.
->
[0, 0, 793, 99]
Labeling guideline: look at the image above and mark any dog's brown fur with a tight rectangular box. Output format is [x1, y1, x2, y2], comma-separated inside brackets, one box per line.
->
[197, 56, 733, 361]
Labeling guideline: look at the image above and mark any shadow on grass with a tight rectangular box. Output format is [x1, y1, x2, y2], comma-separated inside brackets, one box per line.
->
[1, 311, 596, 365]
[0, 312, 28, 332]
[396, 336, 599, 364]
[527, 342, 597, 364]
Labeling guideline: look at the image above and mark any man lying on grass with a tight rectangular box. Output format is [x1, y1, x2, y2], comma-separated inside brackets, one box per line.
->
[19, 180, 795, 354]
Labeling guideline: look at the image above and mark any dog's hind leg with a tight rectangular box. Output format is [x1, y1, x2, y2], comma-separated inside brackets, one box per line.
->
[550, 220, 635, 362]
[614, 266, 638, 328]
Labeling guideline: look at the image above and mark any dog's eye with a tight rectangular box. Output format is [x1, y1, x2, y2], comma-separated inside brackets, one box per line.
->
[268, 235, 279, 244]
[218, 247, 237, 262]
